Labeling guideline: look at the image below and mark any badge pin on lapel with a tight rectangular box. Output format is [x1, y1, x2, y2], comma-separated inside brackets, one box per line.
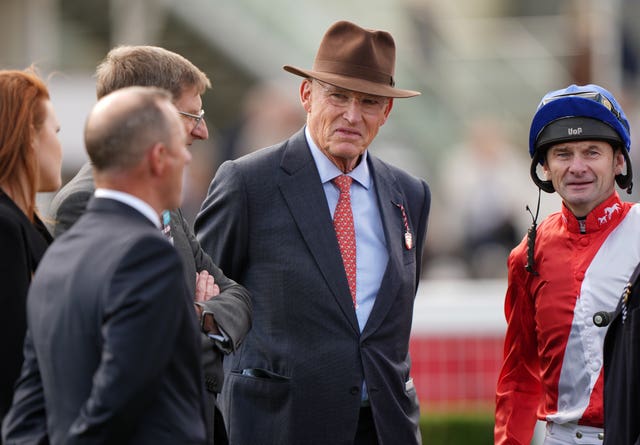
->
[404, 231, 413, 250]
[161, 210, 174, 244]
[392, 201, 413, 250]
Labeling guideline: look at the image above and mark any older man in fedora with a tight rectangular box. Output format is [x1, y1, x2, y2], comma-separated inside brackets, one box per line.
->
[195, 20, 430, 445]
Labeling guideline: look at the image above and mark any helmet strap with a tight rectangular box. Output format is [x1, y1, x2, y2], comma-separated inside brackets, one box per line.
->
[529, 150, 555, 193]
[616, 148, 633, 194]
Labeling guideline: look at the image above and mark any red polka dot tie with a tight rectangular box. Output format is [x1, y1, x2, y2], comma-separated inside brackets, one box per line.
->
[332, 175, 357, 308]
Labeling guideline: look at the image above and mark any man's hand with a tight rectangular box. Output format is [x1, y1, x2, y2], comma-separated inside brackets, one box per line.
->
[194, 271, 221, 335]
[195, 270, 219, 303]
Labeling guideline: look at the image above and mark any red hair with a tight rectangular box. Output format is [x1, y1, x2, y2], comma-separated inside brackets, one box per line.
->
[0, 68, 50, 220]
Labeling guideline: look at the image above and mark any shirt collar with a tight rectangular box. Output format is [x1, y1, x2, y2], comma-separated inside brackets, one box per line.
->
[561, 191, 624, 233]
[304, 126, 371, 189]
[94, 188, 162, 229]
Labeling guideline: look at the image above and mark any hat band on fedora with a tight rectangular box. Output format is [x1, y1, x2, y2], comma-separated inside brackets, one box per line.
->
[313, 59, 395, 87]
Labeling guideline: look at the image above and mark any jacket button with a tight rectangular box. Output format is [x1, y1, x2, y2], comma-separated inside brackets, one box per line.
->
[576, 431, 583, 439]
[598, 432, 604, 440]
[350, 386, 359, 395]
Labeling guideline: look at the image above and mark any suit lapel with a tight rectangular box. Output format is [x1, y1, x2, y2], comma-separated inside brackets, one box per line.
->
[167, 209, 198, 296]
[277, 130, 360, 334]
[361, 157, 406, 338]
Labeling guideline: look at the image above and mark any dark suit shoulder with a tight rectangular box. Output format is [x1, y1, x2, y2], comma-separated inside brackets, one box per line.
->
[226, 143, 286, 173]
[217, 129, 311, 191]
[211, 149, 283, 200]
[232, 128, 304, 167]
[53, 201, 181, 295]
[81, 198, 161, 235]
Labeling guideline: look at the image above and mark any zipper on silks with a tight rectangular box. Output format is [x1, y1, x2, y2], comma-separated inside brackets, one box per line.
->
[578, 219, 586, 234]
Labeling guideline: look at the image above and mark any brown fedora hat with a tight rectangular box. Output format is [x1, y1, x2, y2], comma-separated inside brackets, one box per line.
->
[283, 20, 420, 98]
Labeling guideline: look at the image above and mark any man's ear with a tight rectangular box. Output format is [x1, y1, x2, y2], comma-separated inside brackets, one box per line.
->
[615, 149, 626, 176]
[380, 98, 394, 126]
[147, 142, 167, 177]
[300, 79, 313, 113]
[541, 161, 551, 179]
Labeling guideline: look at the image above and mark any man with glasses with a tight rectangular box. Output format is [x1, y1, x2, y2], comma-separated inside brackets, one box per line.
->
[179, 109, 206, 131]
[495, 84, 640, 445]
[195, 21, 429, 445]
[46, 45, 251, 445]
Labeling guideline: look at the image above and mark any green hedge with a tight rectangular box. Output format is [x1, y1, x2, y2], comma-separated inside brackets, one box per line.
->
[420, 412, 494, 445]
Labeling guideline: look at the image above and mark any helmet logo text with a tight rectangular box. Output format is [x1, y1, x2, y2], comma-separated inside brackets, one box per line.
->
[568, 127, 583, 136]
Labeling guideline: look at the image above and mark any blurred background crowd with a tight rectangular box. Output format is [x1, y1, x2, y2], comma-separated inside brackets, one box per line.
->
[3, 0, 640, 281]
[3, 1, 640, 435]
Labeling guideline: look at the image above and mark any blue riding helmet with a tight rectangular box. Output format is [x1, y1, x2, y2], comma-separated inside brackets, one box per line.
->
[528, 84, 632, 193]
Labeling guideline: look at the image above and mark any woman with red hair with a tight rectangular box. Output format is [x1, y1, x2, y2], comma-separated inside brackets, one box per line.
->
[0, 68, 62, 427]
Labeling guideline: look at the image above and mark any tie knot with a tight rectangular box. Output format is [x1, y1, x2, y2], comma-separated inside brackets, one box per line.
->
[333, 175, 353, 193]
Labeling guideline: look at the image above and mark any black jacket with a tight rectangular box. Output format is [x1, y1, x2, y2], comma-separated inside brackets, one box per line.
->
[603, 263, 640, 445]
[0, 192, 52, 429]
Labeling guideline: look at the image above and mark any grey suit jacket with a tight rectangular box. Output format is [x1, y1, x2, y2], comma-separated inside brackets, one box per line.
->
[4, 198, 206, 445]
[47, 162, 252, 444]
[195, 128, 430, 445]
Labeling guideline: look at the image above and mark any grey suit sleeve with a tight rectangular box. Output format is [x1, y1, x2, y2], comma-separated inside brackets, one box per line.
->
[200, 262, 252, 353]
[174, 208, 214, 273]
[50, 190, 92, 238]
[174, 207, 251, 353]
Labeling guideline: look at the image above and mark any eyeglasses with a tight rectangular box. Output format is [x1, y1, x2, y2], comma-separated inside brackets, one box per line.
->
[178, 109, 205, 131]
[314, 80, 388, 115]
[541, 91, 624, 124]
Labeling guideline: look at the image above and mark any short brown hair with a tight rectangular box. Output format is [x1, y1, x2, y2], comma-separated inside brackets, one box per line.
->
[95, 45, 211, 99]
[85, 86, 175, 172]
[0, 68, 50, 219]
